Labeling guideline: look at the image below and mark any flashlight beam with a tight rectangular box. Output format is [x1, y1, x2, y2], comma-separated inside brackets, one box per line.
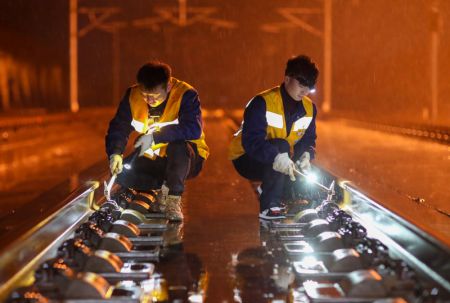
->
[293, 167, 331, 192]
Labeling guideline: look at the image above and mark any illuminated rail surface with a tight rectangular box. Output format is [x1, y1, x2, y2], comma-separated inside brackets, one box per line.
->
[0, 114, 449, 303]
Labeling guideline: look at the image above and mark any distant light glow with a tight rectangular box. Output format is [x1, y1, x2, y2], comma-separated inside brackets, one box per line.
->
[310, 88, 316, 94]
[124, 163, 132, 170]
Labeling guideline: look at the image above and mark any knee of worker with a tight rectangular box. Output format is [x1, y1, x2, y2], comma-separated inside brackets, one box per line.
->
[268, 138, 290, 154]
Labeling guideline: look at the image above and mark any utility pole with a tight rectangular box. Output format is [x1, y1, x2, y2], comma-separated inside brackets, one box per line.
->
[179, 0, 187, 26]
[322, 0, 332, 113]
[69, 0, 79, 113]
[430, 0, 441, 122]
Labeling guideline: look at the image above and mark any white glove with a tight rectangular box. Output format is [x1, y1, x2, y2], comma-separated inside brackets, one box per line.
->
[296, 151, 311, 173]
[134, 133, 154, 156]
[273, 152, 296, 181]
[109, 154, 123, 174]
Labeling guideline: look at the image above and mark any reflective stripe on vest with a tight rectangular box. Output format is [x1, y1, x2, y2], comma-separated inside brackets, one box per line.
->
[266, 111, 283, 129]
[129, 77, 209, 159]
[228, 86, 313, 160]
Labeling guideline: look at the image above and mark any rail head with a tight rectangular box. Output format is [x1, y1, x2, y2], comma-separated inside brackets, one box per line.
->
[0, 181, 100, 301]
[339, 181, 450, 295]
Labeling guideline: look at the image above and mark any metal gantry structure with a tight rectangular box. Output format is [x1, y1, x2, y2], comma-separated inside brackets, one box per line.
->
[70, 1, 125, 112]
[70, 0, 332, 113]
[131, 0, 237, 30]
[260, 1, 333, 113]
[68, 0, 236, 113]
[67, 0, 443, 118]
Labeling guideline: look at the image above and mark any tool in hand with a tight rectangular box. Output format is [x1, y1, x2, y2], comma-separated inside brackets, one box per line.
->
[104, 173, 118, 205]
[293, 167, 335, 198]
[104, 146, 142, 205]
[103, 120, 175, 203]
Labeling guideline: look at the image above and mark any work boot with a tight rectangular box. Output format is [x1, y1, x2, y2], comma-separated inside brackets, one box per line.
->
[165, 195, 183, 221]
[154, 184, 170, 213]
[164, 222, 184, 245]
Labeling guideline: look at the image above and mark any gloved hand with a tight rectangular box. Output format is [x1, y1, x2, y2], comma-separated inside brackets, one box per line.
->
[296, 151, 311, 173]
[109, 154, 123, 175]
[134, 133, 154, 156]
[273, 152, 296, 181]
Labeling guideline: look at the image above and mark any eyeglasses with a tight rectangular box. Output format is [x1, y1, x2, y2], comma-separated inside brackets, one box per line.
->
[290, 75, 315, 91]
[297, 82, 316, 94]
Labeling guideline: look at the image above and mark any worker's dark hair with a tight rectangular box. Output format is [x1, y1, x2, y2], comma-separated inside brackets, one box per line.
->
[136, 61, 172, 90]
[285, 55, 319, 89]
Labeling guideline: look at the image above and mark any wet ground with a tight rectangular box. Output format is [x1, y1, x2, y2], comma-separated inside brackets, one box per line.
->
[0, 110, 449, 301]
[316, 119, 450, 245]
[0, 109, 112, 220]
[182, 116, 261, 301]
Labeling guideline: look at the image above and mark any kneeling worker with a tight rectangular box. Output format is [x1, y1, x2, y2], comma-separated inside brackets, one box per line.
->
[106, 60, 209, 221]
[229, 55, 318, 220]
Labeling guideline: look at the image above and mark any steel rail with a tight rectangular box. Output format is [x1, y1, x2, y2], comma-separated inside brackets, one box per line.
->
[0, 181, 100, 301]
[0, 116, 449, 300]
[339, 181, 450, 294]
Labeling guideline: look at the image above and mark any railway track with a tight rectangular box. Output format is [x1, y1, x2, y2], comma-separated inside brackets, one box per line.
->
[0, 114, 449, 302]
[1, 164, 448, 302]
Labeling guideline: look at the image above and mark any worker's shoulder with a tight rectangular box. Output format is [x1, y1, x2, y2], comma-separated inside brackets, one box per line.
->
[244, 95, 266, 113]
[124, 85, 138, 96]
[181, 89, 199, 103]
[257, 86, 280, 98]
[172, 78, 198, 98]
[172, 77, 196, 91]
[250, 86, 280, 104]
[126, 84, 139, 92]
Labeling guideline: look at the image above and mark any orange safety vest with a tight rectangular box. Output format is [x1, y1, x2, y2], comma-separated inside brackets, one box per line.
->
[129, 77, 209, 160]
[228, 86, 313, 160]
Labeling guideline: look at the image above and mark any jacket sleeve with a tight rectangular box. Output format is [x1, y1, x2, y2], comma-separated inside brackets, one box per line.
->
[105, 88, 134, 157]
[241, 96, 279, 164]
[153, 89, 202, 144]
[293, 103, 317, 161]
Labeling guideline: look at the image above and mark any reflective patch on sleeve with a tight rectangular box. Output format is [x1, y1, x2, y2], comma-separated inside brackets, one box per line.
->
[131, 119, 145, 133]
[147, 119, 179, 133]
[266, 111, 283, 129]
[153, 119, 179, 128]
[293, 117, 312, 131]
[144, 148, 161, 157]
[144, 148, 155, 157]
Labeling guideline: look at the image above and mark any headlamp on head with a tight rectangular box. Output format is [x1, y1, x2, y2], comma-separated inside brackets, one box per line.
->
[294, 75, 316, 91]
[285, 55, 319, 90]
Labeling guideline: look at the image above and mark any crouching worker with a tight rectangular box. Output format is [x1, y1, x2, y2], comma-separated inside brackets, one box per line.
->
[228, 55, 318, 220]
[105, 60, 209, 221]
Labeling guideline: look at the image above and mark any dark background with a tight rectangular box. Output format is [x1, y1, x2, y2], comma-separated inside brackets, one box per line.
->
[0, 0, 449, 125]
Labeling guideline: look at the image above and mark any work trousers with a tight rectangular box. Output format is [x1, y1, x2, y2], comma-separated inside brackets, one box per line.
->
[117, 141, 203, 195]
[232, 139, 291, 211]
